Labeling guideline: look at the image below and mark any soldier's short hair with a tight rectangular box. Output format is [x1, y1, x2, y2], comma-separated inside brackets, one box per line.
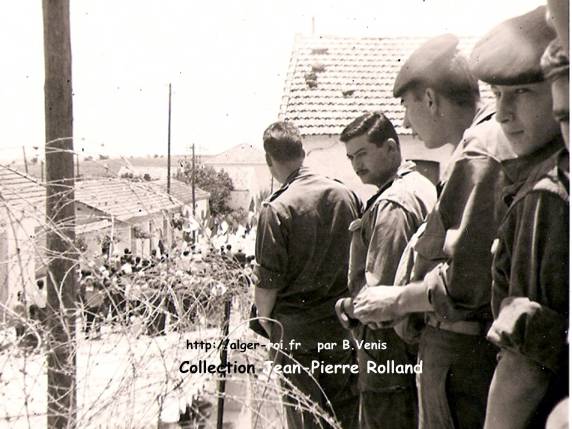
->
[340, 111, 400, 150]
[263, 121, 305, 162]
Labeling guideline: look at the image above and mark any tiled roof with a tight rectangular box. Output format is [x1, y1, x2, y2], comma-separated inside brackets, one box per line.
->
[0, 168, 186, 226]
[0, 165, 46, 216]
[75, 178, 183, 222]
[149, 178, 210, 203]
[203, 143, 266, 165]
[279, 34, 494, 136]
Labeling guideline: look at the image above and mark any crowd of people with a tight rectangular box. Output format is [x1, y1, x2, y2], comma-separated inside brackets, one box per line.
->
[11, 237, 254, 345]
[252, 3, 569, 429]
[79, 241, 254, 337]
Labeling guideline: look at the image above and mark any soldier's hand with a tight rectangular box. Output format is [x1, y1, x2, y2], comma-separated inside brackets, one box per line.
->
[335, 298, 358, 330]
[367, 321, 390, 330]
[353, 286, 401, 323]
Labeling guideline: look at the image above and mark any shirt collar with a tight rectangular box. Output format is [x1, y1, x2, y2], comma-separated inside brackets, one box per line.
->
[267, 166, 309, 202]
[365, 161, 416, 210]
[501, 135, 565, 184]
[443, 103, 496, 180]
[500, 136, 565, 205]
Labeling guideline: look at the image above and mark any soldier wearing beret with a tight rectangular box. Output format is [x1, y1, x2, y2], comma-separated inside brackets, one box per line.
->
[542, 37, 569, 149]
[469, 6, 568, 429]
[351, 34, 516, 428]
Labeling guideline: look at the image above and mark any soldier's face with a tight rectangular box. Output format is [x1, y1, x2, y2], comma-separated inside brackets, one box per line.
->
[551, 76, 569, 149]
[345, 134, 396, 187]
[401, 89, 445, 149]
[493, 82, 561, 156]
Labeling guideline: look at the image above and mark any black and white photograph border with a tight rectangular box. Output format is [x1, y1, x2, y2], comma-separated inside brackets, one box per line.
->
[0, 1, 564, 428]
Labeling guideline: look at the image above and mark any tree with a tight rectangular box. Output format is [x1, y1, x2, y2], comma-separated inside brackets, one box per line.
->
[176, 161, 234, 216]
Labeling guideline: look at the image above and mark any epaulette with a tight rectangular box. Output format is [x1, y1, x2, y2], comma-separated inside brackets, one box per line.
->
[530, 168, 568, 202]
[510, 151, 569, 207]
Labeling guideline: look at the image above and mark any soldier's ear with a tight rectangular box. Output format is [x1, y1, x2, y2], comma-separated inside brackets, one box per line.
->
[265, 153, 273, 167]
[385, 138, 398, 153]
[425, 88, 439, 114]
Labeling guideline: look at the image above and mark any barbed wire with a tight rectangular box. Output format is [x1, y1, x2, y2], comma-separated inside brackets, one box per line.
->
[0, 145, 344, 429]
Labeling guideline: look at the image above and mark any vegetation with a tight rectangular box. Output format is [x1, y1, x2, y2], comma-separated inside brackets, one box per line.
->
[176, 162, 235, 217]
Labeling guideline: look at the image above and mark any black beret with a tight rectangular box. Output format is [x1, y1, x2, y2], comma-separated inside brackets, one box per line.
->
[541, 38, 569, 81]
[393, 34, 477, 98]
[470, 6, 556, 85]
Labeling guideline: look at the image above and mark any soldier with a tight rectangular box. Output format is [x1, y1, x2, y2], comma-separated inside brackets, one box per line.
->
[254, 121, 360, 429]
[351, 34, 515, 428]
[468, 6, 567, 428]
[335, 111, 436, 428]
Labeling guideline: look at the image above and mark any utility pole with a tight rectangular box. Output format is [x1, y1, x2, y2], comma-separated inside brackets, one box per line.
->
[42, 0, 77, 427]
[22, 146, 29, 174]
[191, 143, 196, 217]
[191, 143, 196, 243]
[167, 83, 172, 195]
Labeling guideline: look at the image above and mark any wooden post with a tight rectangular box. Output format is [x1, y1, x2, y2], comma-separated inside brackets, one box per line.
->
[167, 83, 172, 195]
[191, 144, 196, 243]
[22, 146, 29, 174]
[191, 144, 196, 217]
[216, 298, 232, 429]
[42, 0, 77, 427]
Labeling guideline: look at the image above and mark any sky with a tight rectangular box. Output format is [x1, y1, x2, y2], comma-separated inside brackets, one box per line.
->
[0, 0, 545, 162]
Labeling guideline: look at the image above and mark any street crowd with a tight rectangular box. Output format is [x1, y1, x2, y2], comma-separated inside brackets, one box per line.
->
[12, 235, 254, 346]
[76, 242, 252, 339]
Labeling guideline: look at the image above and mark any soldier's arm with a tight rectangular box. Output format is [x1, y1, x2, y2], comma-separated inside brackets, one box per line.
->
[350, 199, 432, 324]
[488, 191, 569, 372]
[253, 204, 288, 334]
[367, 200, 420, 286]
[255, 287, 279, 336]
[353, 280, 431, 323]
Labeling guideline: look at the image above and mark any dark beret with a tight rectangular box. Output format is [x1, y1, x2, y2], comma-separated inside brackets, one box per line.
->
[393, 34, 477, 98]
[470, 6, 556, 85]
[541, 38, 569, 81]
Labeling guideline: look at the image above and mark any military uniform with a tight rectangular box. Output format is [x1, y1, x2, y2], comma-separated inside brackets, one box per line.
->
[347, 161, 436, 429]
[469, 6, 566, 429]
[485, 142, 568, 429]
[255, 166, 360, 429]
[411, 116, 515, 429]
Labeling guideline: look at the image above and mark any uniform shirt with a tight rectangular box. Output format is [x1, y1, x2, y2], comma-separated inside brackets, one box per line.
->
[412, 114, 516, 323]
[348, 161, 436, 391]
[489, 142, 568, 372]
[348, 161, 437, 294]
[254, 166, 360, 345]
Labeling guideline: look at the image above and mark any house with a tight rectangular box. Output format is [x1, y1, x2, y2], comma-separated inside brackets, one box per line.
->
[279, 34, 493, 199]
[0, 166, 46, 312]
[201, 143, 272, 211]
[74, 178, 187, 257]
[0, 166, 207, 313]
[148, 178, 210, 221]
